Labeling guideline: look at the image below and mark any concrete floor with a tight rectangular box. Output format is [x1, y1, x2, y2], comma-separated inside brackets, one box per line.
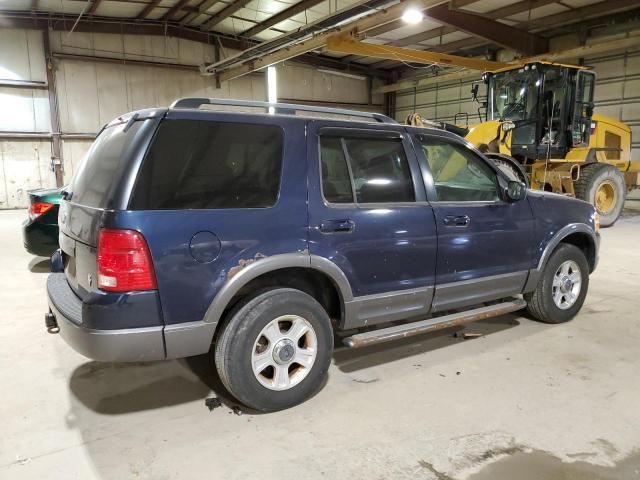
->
[1, 205, 640, 480]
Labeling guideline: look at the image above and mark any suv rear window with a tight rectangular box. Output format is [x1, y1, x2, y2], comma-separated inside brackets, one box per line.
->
[130, 119, 283, 210]
[71, 121, 143, 208]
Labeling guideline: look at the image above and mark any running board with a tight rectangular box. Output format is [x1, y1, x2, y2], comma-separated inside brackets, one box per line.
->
[342, 298, 527, 348]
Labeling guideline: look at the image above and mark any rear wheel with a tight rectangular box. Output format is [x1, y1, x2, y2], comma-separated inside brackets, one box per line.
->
[525, 243, 589, 324]
[574, 163, 626, 227]
[215, 288, 333, 412]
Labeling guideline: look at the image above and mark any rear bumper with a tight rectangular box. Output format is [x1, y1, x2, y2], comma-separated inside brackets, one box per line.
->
[23, 220, 59, 256]
[46, 273, 165, 362]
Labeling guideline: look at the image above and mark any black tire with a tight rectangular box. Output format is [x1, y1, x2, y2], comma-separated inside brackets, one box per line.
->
[215, 288, 333, 412]
[486, 153, 530, 187]
[574, 163, 626, 227]
[525, 243, 589, 324]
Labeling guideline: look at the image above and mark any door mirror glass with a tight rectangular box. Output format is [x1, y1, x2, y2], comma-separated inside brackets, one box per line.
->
[506, 180, 526, 201]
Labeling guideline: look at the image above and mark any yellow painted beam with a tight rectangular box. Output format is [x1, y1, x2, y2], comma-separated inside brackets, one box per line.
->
[374, 34, 640, 94]
[326, 35, 508, 72]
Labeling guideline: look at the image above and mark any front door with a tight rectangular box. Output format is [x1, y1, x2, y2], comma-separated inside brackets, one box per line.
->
[412, 132, 535, 312]
[307, 121, 438, 329]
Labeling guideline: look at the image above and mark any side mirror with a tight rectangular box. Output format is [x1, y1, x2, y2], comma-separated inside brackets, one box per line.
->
[585, 105, 594, 117]
[506, 180, 527, 202]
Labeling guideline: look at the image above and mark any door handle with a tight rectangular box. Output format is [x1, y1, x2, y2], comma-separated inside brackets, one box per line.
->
[319, 219, 355, 234]
[443, 215, 470, 227]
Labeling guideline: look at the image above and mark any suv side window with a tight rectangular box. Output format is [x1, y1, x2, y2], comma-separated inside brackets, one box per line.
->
[320, 135, 415, 204]
[130, 119, 283, 210]
[418, 137, 499, 202]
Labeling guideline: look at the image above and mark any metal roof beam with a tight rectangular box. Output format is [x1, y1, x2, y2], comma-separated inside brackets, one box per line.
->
[425, 3, 548, 55]
[241, 0, 326, 38]
[200, 0, 253, 30]
[160, 0, 191, 21]
[88, 0, 103, 15]
[179, 0, 218, 25]
[137, 0, 162, 19]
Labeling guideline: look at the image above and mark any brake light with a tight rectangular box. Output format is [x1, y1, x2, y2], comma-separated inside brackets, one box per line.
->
[29, 201, 53, 220]
[97, 229, 157, 292]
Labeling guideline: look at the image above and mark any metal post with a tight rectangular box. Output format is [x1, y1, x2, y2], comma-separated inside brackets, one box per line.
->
[43, 30, 64, 187]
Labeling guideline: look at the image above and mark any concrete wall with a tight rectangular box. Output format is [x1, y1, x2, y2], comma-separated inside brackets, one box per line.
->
[394, 32, 640, 160]
[0, 28, 375, 208]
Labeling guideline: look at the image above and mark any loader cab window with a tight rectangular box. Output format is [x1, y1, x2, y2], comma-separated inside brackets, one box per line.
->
[488, 68, 540, 122]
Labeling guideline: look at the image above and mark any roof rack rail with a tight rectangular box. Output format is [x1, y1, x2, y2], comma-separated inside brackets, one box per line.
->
[169, 97, 397, 124]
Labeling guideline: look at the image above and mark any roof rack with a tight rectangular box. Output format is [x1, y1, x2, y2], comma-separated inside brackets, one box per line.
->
[170, 97, 397, 124]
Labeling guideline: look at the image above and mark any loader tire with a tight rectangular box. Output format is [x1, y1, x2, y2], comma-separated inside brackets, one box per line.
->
[574, 163, 625, 227]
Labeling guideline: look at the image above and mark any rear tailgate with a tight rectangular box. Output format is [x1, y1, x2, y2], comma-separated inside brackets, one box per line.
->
[59, 110, 163, 298]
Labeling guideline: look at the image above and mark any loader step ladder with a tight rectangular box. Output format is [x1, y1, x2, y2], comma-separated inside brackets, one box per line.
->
[343, 298, 527, 348]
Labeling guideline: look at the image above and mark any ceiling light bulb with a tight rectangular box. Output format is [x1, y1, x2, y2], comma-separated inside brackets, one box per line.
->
[401, 8, 423, 24]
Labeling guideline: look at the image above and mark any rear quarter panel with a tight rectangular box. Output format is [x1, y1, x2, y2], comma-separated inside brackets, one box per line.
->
[112, 113, 309, 326]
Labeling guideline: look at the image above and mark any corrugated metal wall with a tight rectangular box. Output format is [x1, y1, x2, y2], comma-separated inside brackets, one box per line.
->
[394, 34, 640, 160]
[0, 28, 374, 208]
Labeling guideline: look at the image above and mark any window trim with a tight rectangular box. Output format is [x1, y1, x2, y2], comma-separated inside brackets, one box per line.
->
[318, 129, 424, 207]
[413, 133, 507, 205]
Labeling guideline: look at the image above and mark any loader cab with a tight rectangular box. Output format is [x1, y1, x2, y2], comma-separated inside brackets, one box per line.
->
[485, 62, 595, 160]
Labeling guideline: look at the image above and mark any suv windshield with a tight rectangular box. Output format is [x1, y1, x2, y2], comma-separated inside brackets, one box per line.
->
[489, 68, 540, 121]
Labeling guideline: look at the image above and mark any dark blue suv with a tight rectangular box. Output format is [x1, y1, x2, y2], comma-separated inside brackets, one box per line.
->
[46, 98, 600, 411]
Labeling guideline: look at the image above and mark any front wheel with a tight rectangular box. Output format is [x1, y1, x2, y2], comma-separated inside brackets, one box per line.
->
[574, 163, 626, 227]
[525, 243, 589, 324]
[215, 288, 333, 412]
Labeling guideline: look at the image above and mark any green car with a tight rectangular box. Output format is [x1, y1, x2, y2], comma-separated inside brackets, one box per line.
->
[22, 187, 63, 257]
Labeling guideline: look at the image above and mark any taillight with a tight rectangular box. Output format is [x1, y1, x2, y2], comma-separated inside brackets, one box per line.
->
[29, 201, 54, 221]
[97, 229, 157, 292]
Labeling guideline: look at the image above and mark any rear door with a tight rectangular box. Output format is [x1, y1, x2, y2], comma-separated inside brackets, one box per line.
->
[307, 121, 438, 329]
[412, 132, 535, 312]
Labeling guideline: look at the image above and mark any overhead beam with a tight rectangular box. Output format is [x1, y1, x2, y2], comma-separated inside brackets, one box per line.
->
[326, 35, 507, 71]
[411, 4, 548, 55]
[211, 0, 449, 82]
[88, 0, 103, 15]
[374, 35, 640, 94]
[180, 0, 218, 26]
[160, 0, 191, 21]
[367, 0, 634, 70]
[241, 0, 326, 38]
[371, 36, 486, 69]
[137, 0, 163, 19]
[526, 0, 640, 31]
[393, 0, 557, 48]
[200, 0, 253, 30]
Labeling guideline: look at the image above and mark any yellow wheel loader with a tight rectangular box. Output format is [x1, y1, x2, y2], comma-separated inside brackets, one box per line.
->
[325, 35, 639, 226]
[465, 61, 638, 226]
